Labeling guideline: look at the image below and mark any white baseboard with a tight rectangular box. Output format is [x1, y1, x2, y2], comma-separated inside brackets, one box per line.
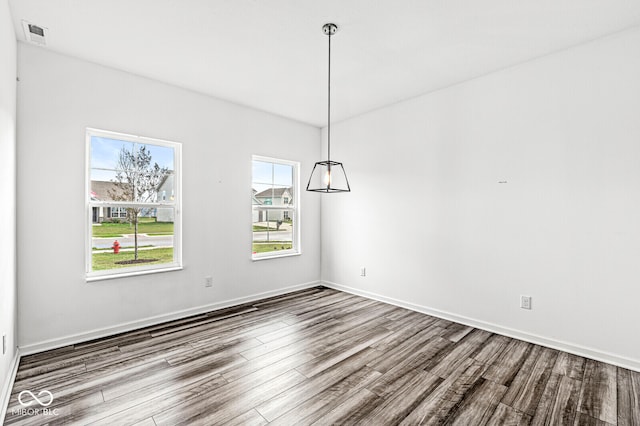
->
[0, 348, 20, 425]
[19, 281, 321, 356]
[322, 280, 640, 372]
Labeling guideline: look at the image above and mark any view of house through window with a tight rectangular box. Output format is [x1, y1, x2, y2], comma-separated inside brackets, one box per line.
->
[252, 156, 299, 258]
[87, 129, 181, 278]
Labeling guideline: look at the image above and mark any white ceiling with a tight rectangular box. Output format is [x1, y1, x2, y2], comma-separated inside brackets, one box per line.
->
[8, 0, 640, 127]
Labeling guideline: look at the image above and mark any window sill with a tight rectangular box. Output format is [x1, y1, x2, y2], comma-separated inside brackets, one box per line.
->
[252, 251, 301, 262]
[86, 265, 183, 282]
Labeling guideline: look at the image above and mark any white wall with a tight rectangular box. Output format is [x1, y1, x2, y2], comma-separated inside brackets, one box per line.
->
[322, 27, 640, 368]
[0, 0, 17, 416]
[17, 44, 321, 350]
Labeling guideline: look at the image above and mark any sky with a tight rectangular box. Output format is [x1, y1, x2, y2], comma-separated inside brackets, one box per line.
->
[90, 136, 175, 182]
[252, 160, 294, 195]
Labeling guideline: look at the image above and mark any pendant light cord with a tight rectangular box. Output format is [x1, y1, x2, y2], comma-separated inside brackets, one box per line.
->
[327, 29, 332, 163]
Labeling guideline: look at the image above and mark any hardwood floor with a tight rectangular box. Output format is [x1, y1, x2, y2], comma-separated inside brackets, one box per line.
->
[3, 286, 639, 425]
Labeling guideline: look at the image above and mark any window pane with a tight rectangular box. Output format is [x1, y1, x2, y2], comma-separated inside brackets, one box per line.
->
[144, 144, 175, 171]
[91, 137, 133, 171]
[273, 163, 293, 186]
[252, 161, 273, 186]
[91, 207, 175, 271]
[90, 174, 134, 202]
[252, 208, 294, 255]
[90, 136, 173, 205]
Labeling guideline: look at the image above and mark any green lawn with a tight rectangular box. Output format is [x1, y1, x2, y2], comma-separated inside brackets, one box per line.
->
[92, 247, 174, 270]
[93, 218, 174, 237]
[252, 242, 293, 253]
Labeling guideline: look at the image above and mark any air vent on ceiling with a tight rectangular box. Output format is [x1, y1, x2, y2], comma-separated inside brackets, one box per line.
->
[22, 20, 47, 45]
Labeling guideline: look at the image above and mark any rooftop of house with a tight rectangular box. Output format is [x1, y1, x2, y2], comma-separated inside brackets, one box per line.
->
[254, 187, 292, 198]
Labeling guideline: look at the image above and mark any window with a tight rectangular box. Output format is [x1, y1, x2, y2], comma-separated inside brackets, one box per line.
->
[252, 156, 300, 259]
[110, 207, 128, 219]
[86, 128, 182, 280]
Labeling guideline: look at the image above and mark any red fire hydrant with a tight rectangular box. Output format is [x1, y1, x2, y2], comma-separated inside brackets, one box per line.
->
[112, 240, 120, 254]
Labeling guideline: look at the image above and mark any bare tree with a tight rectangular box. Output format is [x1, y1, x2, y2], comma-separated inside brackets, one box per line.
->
[109, 145, 169, 260]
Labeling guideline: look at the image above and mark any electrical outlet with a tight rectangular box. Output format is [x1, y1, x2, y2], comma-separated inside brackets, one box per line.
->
[360, 267, 366, 277]
[2, 334, 6, 355]
[520, 295, 532, 310]
[205, 276, 213, 288]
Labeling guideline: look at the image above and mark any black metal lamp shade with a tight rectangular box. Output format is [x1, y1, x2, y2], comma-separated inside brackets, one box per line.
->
[306, 160, 351, 193]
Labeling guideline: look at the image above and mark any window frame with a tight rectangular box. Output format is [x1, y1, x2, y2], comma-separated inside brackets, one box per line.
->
[252, 155, 301, 260]
[86, 128, 183, 281]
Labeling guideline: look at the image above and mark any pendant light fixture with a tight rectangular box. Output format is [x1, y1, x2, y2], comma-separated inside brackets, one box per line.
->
[306, 23, 351, 193]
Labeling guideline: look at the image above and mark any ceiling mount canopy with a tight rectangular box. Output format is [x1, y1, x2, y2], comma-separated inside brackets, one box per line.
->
[306, 23, 351, 193]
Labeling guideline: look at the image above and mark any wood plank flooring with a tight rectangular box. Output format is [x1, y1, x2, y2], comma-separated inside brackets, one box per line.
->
[3, 286, 639, 425]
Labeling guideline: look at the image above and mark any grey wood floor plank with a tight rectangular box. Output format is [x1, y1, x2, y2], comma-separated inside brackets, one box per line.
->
[102, 353, 245, 401]
[486, 403, 533, 425]
[286, 292, 358, 316]
[8, 358, 171, 416]
[268, 365, 382, 426]
[530, 373, 582, 426]
[295, 326, 392, 378]
[483, 339, 534, 386]
[554, 352, 586, 380]
[385, 307, 417, 321]
[118, 318, 288, 357]
[446, 378, 508, 426]
[297, 296, 377, 322]
[11, 363, 88, 394]
[222, 350, 315, 383]
[367, 323, 445, 374]
[501, 346, 559, 416]
[256, 347, 380, 422]
[471, 334, 511, 365]
[254, 310, 340, 344]
[164, 337, 261, 366]
[149, 306, 258, 337]
[67, 371, 226, 425]
[223, 409, 268, 426]
[153, 369, 306, 426]
[187, 318, 293, 351]
[398, 358, 483, 425]
[130, 417, 157, 426]
[86, 374, 229, 426]
[17, 346, 120, 372]
[239, 318, 343, 360]
[16, 346, 76, 366]
[358, 369, 442, 425]
[310, 387, 380, 426]
[249, 286, 326, 308]
[367, 336, 451, 399]
[371, 315, 438, 353]
[577, 359, 618, 424]
[426, 329, 492, 379]
[440, 322, 475, 343]
[383, 309, 436, 332]
[81, 341, 192, 373]
[616, 367, 640, 426]
[573, 412, 615, 426]
[14, 347, 119, 386]
[5, 287, 635, 426]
